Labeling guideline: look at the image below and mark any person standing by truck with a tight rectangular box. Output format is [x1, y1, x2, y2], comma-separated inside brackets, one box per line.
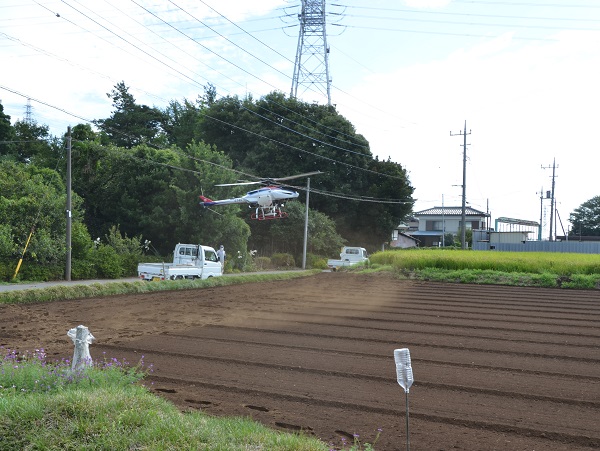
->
[217, 245, 226, 271]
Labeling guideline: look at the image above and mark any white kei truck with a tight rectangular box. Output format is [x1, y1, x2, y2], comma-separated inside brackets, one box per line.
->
[138, 243, 223, 281]
[327, 246, 369, 271]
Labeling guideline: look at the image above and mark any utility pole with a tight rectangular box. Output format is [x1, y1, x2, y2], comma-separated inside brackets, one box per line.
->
[291, 0, 332, 105]
[537, 187, 544, 241]
[66, 126, 72, 281]
[450, 121, 471, 249]
[302, 177, 311, 269]
[441, 194, 445, 247]
[541, 158, 557, 241]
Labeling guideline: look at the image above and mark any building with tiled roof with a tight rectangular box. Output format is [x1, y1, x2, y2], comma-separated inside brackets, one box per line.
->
[408, 206, 490, 247]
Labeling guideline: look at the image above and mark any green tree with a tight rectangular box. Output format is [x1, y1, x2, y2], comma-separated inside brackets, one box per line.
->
[11, 119, 61, 167]
[162, 98, 202, 149]
[161, 84, 217, 149]
[569, 196, 600, 236]
[0, 102, 16, 159]
[70, 123, 99, 142]
[0, 160, 87, 278]
[95, 82, 166, 148]
[247, 201, 344, 259]
[70, 139, 248, 255]
[444, 232, 455, 247]
[196, 91, 414, 249]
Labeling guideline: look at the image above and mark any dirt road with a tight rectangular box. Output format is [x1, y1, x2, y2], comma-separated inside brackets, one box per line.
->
[1, 272, 599, 450]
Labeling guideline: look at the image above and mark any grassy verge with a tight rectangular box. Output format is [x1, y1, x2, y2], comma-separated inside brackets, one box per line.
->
[0, 270, 321, 305]
[0, 348, 332, 451]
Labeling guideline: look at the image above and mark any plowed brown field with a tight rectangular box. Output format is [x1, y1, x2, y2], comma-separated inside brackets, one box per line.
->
[1, 272, 599, 450]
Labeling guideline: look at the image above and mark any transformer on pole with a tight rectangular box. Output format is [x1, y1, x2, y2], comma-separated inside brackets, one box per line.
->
[291, 0, 332, 106]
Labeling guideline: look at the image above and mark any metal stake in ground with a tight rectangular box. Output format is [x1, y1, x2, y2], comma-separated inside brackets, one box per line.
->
[394, 348, 414, 450]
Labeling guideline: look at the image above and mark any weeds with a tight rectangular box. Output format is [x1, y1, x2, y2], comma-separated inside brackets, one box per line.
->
[0, 347, 334, 450]
[0, 347, 148, 396]
[330, 429, 382, 451]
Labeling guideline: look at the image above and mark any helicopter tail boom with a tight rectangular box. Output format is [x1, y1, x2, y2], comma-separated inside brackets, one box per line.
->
[199, 195, 247, 207]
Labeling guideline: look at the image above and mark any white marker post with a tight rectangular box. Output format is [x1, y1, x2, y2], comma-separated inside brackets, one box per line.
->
[394, 348, 413, 451]
[67, 325, 95, 371]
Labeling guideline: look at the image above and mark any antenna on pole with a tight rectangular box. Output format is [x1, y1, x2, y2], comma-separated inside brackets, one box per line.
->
[291, 0, 332, 105]
[450, 121, 471, 249]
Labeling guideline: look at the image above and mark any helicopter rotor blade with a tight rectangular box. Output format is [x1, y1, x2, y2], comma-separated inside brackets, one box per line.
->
[215, 181, 261, 187]
[215, 171, 322, 187]
[270, 171, 323, 182]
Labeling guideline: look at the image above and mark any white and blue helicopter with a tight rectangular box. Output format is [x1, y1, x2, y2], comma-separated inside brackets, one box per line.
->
[199, 171, 321, 220]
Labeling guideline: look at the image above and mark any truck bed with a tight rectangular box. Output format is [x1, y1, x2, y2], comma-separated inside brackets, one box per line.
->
[137, 262, 202, 281]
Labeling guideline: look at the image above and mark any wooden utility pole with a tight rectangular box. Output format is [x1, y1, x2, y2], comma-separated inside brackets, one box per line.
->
[450, 121, 471, 249]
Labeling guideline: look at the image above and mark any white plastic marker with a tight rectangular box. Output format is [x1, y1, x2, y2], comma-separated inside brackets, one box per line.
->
[67, 325, 95, 371]
[394, 348, 413, 450]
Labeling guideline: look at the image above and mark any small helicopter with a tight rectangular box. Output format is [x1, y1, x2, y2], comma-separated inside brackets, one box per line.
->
[199, 171, 321, 220]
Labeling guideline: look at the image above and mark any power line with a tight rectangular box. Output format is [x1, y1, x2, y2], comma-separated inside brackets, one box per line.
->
[338, 13, 600, 32]
[200, 111, 406, 180]
[240, 105, 371, 157]
[101, 1, 368, 150]
[164, 0, 292, 81]
[2, 26, 373, 163]
[330, 23, 559, 41]
[332, 4, 600, 23]
[11, 1, 376, 156]
[195, 0, 295, 64]
[453, 0, 600, 8]
[1, 84, 407, 183]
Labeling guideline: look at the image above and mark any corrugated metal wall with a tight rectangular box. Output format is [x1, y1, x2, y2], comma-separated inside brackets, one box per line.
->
[473, 236, 600, 254]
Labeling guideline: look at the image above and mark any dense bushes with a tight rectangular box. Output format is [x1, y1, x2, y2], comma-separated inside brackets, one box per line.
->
[2, 225, 144, 282]
[253, 256, 272, 270]
[304, 253, 328, 270]
[271, 253, 295, 268]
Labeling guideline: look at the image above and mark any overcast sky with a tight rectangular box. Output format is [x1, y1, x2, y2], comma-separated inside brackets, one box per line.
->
[2, 0, 599, 238]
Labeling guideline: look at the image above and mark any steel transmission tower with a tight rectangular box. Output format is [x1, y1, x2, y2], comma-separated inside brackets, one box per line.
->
[25, 98, 33, 123]
[291, 0, 332, 105]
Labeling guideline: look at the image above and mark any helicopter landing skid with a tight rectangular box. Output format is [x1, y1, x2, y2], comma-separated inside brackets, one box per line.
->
[251, 207, 288, 220]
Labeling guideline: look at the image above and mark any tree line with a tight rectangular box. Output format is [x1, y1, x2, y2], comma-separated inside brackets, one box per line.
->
[0, 83, 415, 280]
[2, 83, 599, 281]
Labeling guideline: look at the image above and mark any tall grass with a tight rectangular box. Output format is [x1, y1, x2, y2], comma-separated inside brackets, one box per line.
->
[369, 249, 600, 289]
[372, 249, 600, 275]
